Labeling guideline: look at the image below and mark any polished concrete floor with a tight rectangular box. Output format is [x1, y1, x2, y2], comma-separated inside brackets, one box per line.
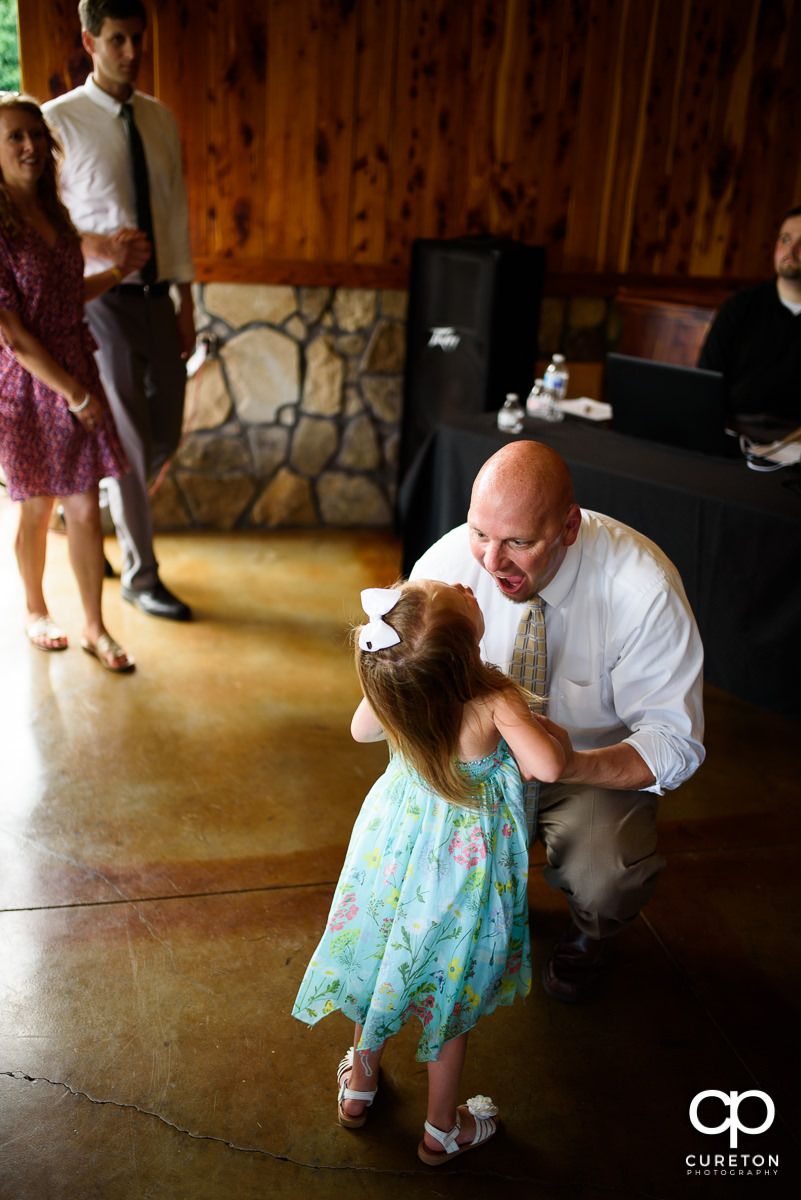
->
[0, 497, 798, 1199]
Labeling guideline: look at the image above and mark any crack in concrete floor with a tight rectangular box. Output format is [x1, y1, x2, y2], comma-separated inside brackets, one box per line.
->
[1, 1069, 524, 1181]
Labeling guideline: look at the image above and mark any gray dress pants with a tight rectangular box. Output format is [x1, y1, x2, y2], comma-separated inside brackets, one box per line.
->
[536, 781, 666, 939]
[86, 289, 186, 590]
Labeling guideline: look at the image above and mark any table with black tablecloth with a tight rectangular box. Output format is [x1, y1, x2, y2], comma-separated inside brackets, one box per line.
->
[397, 413, 801, 717]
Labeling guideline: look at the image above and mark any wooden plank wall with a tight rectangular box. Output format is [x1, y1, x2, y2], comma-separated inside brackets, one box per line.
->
[18, 0, 801, 288]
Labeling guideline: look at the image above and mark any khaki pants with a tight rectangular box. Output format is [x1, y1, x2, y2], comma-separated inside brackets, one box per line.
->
[535, 781, 666, 940]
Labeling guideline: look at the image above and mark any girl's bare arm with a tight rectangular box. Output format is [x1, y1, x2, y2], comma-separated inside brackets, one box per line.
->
[492, 691, 566, 782]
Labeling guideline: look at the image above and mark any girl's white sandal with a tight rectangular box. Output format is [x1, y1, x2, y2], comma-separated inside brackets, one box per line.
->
[336, 1047, 379, 1128]
[417, 1095, 499, 1165]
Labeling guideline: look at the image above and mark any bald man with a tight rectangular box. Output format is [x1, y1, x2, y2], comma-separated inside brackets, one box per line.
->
[410, 441, 704, 1002]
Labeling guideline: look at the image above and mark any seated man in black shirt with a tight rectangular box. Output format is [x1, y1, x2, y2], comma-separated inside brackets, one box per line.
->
[698, 205, 801, 434]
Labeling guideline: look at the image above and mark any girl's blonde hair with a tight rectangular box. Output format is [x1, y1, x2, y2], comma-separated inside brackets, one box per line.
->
[354, 580, 527, 808]
[0, 93, 78, 242]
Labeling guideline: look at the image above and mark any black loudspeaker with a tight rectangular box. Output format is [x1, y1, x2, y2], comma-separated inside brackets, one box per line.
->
[399, 236, 546, 481]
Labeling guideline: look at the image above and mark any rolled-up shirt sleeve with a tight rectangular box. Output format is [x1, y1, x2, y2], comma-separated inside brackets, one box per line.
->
[611, 580, 705, 794]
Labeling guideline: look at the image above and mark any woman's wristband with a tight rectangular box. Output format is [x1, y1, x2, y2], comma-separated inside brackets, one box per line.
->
[110, 266, 122, 284]
[68, 393, 90, 414]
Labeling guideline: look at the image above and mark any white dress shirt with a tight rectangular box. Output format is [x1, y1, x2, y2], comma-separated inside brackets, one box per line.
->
[44, 77, 194, 285]
[411, 511, 705, 795]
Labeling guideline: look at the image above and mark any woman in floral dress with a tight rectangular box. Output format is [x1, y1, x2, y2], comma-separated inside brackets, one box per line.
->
[0, 93, 147, 671]
[293, 580, 565, 1164]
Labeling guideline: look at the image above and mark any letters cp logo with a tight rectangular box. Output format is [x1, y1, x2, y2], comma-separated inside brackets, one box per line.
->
[690, 1090, 775, 1148]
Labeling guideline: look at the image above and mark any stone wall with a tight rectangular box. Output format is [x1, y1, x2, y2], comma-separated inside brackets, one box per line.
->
[151, 284, 407, 531]
[151, 283, 618, 531]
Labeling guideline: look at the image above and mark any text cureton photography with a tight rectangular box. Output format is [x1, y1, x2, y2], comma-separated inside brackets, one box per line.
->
[685, 1090, 780, 1177]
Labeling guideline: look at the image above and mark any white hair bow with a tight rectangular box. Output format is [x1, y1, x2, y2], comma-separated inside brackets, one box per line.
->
[359, 588, 402, 651]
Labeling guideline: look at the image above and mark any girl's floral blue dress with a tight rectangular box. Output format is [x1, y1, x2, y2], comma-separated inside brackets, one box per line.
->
[292, 741, 531, 1061]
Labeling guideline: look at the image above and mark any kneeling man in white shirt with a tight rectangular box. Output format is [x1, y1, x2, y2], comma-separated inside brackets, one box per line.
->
[411, 440, 705, 1002]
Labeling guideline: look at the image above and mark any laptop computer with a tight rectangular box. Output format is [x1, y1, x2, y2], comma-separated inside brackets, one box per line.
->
[606, 352, 738, 457]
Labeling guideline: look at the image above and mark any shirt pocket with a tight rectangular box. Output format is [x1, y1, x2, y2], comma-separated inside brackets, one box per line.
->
[555, 675, 614, 733]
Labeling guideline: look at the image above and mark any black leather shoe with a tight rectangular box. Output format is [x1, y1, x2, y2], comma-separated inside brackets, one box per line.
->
[542, 920, 610, 1003]
[121, 582, 192, 621]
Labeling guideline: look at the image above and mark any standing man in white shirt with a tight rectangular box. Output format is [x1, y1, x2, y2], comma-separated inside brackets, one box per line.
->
[411, 440, 705, 1002]
[44, 0, 194, 621]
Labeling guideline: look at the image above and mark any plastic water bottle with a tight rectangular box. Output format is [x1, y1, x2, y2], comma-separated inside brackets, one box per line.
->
[497, 392, 524, 434]
[527, 362, 566, 423]
[526, 379, 549, 417]
[543, 354, 569, 405]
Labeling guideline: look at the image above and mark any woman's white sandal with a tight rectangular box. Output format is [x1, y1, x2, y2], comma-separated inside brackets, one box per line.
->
[80, 633, 135, 673]
[26, 615, 68, 651]
[417, 1095, 499, 1165]
[336, 1047, 379, 1128]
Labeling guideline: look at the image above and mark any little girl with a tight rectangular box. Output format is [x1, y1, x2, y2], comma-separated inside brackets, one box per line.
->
[292, 579, 565, 1165]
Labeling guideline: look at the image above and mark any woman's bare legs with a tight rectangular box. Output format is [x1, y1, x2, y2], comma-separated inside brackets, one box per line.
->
[15, 495, 67, 648]
[423, 1032, 478, 1151]
[61, 488, 131, 668]
[60, 488, 104, 642]
[339, 1024, 386, 1120]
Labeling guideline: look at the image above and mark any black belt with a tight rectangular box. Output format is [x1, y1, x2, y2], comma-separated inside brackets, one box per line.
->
[110, 281, 171, 298]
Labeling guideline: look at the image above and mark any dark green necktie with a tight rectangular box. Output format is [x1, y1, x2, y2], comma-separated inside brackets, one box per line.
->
[121, 102, 157, 285]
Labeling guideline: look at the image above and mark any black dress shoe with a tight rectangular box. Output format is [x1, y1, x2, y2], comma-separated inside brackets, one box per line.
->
[542, 920, 611, 1003]
[120, 582, 192, 621]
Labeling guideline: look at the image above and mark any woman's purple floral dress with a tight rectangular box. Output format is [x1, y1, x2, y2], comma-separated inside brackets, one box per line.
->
[0, 222, 127, 500]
